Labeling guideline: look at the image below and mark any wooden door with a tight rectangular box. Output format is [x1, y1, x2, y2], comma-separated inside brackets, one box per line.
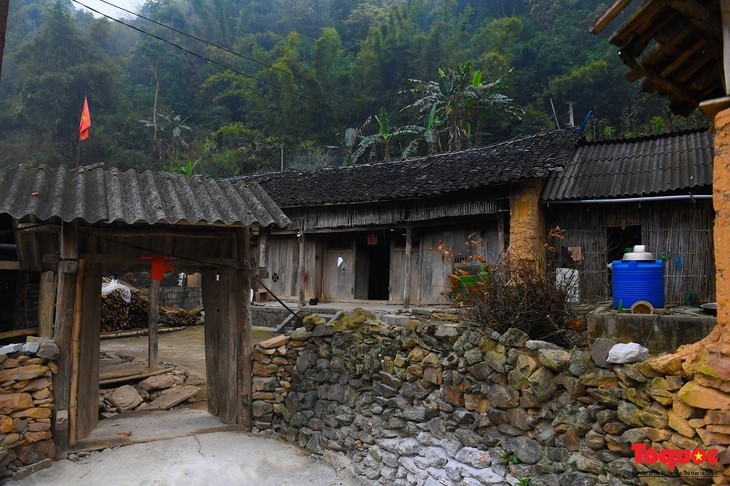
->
[324, 249, 354, 300]
[389, 244, 420, 304]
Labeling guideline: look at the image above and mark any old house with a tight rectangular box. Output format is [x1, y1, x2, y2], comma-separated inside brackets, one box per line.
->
[244, 129, 582, 306]
[542, 128, 715, 304]
[0, 164, 290, 451]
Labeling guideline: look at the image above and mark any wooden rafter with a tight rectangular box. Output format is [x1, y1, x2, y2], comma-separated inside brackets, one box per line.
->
[668, 0, 722, 40]
[620, 49, 699, 106]
[590, 0, 634, 35]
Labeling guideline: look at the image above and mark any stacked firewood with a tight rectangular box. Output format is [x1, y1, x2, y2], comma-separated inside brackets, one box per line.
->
[101, 286, 196, 333]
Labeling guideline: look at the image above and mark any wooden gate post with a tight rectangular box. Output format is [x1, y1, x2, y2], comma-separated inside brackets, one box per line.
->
[52, 222, 78, 453]
[237, 228, 253, 430]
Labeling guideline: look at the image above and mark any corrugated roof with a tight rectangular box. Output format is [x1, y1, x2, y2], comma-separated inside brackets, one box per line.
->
[0, 165, 291, 228]
[241, 129, 582, 207]
[541, 129, 713, 201]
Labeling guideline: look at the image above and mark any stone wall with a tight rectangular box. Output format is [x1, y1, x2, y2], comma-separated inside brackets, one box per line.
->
[251, 310, 730, 485]
[159, 287, 202, 310]
[0, 338, 59, 480]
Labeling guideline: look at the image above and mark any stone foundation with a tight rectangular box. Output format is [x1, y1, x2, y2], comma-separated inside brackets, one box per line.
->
[0, 338, 59, 479]
[252, 310, 730, 485]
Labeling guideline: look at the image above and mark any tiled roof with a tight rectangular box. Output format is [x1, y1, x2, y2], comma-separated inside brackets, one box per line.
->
[542, 129, 713, 201]
[241, 129, 582, 207]
[0, 165, 291, 227]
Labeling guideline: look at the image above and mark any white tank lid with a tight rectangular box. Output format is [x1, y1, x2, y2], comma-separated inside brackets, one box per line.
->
[622, 245, 655, 261]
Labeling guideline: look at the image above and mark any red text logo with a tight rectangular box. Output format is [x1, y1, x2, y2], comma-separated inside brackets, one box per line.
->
[632, 443, 719, 471]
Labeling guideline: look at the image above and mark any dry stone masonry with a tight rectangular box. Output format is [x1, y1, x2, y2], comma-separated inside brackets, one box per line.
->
[0, 338, 59, 480]
[251, 309, 730, 485]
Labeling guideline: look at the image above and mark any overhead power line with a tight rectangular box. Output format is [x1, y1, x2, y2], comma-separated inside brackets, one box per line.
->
[70, 0, 359, 117]
[91, 0, 370, 103]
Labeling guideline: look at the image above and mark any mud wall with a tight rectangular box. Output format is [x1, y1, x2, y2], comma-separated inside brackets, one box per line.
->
[251, 310, 730, 485]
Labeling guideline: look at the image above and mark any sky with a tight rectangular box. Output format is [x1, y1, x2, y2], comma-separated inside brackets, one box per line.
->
[74, 0, 142, 19]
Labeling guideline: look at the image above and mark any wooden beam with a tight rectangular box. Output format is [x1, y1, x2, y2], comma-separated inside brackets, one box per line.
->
[0, 260, 20, 270]
[82, 226, 235, 240]
[620, 50, 699, 106]
[722, 0, 730, 94]
[590, 0, 633, 35]
[668, 0, 722, 40]
[403, 227, 412, 309]
[38, 271, 56, 338]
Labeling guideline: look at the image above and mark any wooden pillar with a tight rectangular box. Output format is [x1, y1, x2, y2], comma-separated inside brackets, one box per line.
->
[298, 229, 305, 305]
[202, 271, 222, 420]
[75, 262, 101, 441]
[238, 228, 253, 430]
[403, 227, 412, 309]
[148, 279, 161, 372]
[52, 222, 78, 453]
[38, 271, 56, 337]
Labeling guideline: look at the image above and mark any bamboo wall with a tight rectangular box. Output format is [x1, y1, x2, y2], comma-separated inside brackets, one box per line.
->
[546, 199, 715, 305]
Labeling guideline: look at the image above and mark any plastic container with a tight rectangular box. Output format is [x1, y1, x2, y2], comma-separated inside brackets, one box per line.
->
[612, 259, 665, 309]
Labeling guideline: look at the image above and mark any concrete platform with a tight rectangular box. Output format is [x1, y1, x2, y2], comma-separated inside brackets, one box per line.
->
[588, 308, 716, 354]
[71, 409, 236, 453]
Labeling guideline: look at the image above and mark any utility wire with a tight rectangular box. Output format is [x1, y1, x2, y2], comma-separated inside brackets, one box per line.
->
[90, 0, 371, 103]
[71, 0, 359, 117]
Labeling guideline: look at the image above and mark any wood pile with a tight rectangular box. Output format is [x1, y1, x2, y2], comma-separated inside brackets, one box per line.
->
[101, 285, 197, 333]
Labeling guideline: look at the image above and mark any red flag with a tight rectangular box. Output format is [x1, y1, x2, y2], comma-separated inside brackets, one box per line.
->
[79, 96, 91, 141]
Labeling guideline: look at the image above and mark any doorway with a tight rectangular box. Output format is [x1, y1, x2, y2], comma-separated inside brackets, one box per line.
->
[607, 225, 641, 262]
[367, 242, 390, 300]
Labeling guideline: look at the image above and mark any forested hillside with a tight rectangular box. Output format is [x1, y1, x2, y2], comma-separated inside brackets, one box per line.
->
[0, 0, 707, 176]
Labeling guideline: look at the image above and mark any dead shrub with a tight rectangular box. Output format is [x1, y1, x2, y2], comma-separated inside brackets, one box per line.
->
[454, 261, 578, 348]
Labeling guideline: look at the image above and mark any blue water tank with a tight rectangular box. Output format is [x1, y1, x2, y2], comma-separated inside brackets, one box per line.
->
[612, 259, 665, 308]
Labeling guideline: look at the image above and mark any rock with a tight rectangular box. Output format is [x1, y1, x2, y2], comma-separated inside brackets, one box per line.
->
[617, 400, 643, 427]
[585, 430, 605, 449]
[0, 343, 23, 355]
[0, 365, 49, 383]
[606, 342, 648, 364]
[483, 350, 507, 373]
[576, 454, 604, 474]
[33, 338, 60, 361]
[695, 350, 730, 381]
[678, 381, 730, 410]
[487, 384, 519, 408]
[464, 348, 483, 365]
[468, 362, 491, 381]
[463, 394, 489, 413]
[138, 374, 176, 391]
[441, 386, 464, 407]
[423, 367, 442, 385]
[395, 438, 421, 455]
[538, 349, 571, 371]
[303, 314, 326, 331]
[258, 334, 291, 350]
[401, 406, 427, 421]
[21, 342, 40, 354]
[505, 436, 541, 464]
[423, 447, 449, 468]
[142, 385, 199, 410]
[590, 337, 615, 368]
[0, 393, 33, 413]
[499, 328, 529, 348]
[252, 400, 274, 418]
[455, 447, 492, 468]
[526, 340, 561, 350]
[109, 385, 144, 411]
[311, 324, 334, 337]
[14, 439, 56, 464]
[528, 367, 557, 402]
[569, 350, 594, 376]
[10, 407, 51, 419]
[295, 350, 318, 372]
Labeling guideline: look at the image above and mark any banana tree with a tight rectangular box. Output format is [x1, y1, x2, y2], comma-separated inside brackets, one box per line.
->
[349, 107, 421, 164]
[403, 62, 520, 151]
